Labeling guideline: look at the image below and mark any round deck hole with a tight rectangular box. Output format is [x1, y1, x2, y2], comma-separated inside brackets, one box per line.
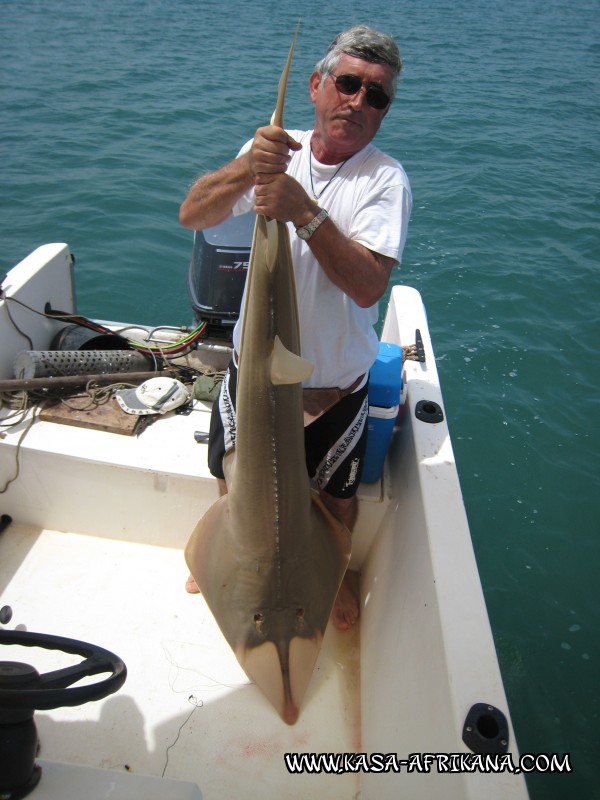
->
[462, 702, 509, 754]
[415, 399, 444, 423]
[477, 712, 500, 739]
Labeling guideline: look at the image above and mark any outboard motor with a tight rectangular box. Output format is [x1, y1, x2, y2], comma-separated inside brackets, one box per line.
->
[187, 212, 255, 340]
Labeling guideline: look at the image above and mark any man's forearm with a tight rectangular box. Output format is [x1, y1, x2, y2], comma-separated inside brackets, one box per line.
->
[306, 216, 396, 308]
[179, 153, 254, 230]
[253, 173, 396, 308]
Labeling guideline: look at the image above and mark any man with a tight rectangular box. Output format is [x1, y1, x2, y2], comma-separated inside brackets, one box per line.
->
[180, 25, 411, 629]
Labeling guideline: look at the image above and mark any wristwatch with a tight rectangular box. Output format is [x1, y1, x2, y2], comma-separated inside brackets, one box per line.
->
[296, 208, 329, 240]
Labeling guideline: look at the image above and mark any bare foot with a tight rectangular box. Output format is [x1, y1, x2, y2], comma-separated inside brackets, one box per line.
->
[332, 572, 359, 630]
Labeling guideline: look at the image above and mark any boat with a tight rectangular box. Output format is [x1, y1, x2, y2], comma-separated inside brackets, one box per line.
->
[0, 228, 529, 798]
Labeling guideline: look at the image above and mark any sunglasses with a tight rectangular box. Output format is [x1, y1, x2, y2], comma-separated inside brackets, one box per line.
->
[329, 73, 391, 110]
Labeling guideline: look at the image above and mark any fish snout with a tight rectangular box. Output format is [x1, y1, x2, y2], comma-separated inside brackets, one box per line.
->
[240, 606, 323, 725]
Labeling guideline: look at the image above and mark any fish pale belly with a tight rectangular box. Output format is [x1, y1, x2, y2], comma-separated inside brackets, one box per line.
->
[185, 484, 351, 723]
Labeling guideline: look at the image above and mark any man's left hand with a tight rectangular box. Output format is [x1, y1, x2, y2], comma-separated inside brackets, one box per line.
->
[253, 173, 318, 227]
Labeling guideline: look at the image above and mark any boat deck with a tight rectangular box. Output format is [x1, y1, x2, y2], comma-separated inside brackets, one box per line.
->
[0, 389, 386, 558]
[0, 520, 361, 799]
[0, 246, 529, 798]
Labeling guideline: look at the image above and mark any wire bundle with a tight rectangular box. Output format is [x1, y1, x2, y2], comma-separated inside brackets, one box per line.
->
[44, 310, 209, 360]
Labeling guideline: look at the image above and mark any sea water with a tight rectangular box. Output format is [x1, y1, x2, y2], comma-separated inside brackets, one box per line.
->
[1, 1, 599, 797]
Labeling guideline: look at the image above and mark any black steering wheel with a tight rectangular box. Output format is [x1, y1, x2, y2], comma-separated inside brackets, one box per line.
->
[0, 629, 127, 710]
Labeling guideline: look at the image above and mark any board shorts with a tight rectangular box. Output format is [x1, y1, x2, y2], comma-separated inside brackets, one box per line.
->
[207, 359, 369, 499]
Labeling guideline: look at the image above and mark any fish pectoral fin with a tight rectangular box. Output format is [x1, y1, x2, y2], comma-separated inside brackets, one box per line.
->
[307, 490, 353, 613]
[310, 489, 352, 567]
[270, 335, 314, 385]
[185, 494, 234, 599]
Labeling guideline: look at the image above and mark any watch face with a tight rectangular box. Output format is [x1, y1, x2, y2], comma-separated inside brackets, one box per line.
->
[297, 209, 326, 240]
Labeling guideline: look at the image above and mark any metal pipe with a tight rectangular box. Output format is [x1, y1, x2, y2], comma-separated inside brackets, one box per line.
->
[0, 371, 171, 393]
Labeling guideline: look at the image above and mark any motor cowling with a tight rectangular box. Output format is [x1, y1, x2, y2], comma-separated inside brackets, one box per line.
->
[187, 212, 254, 330]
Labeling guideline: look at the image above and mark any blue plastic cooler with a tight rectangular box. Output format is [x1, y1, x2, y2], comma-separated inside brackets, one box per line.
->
[362, 342, 403, 483]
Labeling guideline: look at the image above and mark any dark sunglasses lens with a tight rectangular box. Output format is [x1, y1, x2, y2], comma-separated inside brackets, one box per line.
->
[335, 75, 362, 95]
[334, 74, 390, 109]
[365, 87, 390, 110]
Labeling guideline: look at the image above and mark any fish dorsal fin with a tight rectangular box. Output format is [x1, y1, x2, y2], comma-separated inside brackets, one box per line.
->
[270, 335, 313, 385]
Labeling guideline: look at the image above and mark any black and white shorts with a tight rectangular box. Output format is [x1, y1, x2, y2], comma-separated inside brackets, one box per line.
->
[207, 360, 369, 499]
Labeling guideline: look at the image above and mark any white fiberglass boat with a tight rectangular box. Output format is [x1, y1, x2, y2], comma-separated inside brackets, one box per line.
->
[0, 233, 528, 799]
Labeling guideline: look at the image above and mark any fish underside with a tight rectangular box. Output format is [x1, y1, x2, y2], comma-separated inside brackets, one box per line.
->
[185, 30, 351, 725]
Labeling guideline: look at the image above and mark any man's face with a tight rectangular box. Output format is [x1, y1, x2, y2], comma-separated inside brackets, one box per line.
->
[309, 54, 395, 163]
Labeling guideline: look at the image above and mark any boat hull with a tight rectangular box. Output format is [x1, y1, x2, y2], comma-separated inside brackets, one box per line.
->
[0, 245, 528, 798]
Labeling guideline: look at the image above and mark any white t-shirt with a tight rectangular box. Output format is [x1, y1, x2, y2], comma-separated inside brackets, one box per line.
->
[232, 130, 412, 389]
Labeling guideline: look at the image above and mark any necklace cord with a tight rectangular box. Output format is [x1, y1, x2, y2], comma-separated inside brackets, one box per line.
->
[309, 148, 348, 201]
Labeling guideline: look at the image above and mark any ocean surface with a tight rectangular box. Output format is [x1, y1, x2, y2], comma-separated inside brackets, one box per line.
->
[1, 0, 598, 796]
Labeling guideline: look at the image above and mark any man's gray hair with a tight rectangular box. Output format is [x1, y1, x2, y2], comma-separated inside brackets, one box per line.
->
[315, 26, 402, 99]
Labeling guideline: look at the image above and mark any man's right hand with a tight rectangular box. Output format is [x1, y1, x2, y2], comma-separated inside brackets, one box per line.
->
[248, 126, 302, 177]
[180, 127, 301, 231]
